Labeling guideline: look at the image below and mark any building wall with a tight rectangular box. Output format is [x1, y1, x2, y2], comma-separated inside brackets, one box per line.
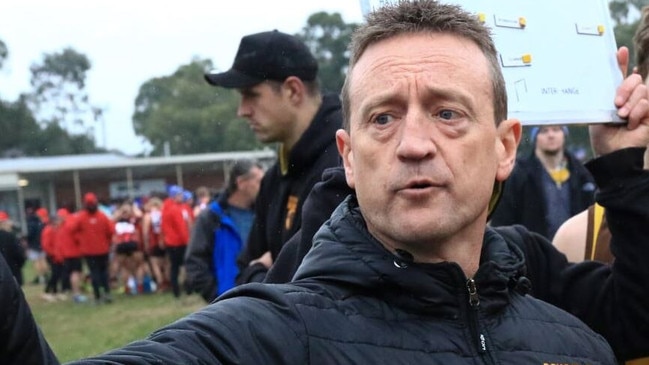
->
[5, 152, 275, 231]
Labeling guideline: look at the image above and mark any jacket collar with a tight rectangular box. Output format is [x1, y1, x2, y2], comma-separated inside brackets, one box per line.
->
[295, 195, 527, 316]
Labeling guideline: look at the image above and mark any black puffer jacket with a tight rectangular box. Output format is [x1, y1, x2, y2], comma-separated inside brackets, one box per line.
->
[0, 253, 59, 365]
[266, 147, 649, 362]
[70, 196, 616, 364]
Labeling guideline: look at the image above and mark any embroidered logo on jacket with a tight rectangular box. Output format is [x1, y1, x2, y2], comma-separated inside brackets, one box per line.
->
[285, 196, 298, 230]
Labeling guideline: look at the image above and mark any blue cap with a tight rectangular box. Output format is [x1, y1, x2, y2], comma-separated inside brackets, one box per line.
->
[167, 185, 183, 198]
[183, 190, 193, 202]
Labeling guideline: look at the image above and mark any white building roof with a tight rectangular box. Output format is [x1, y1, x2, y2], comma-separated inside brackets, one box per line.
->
[0, 150, 275, 173]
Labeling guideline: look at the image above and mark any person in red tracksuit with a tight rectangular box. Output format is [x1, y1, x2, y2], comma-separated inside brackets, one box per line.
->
[56, 208, 86, 303]
[41, 214, 64, 302]
[161, 185, 189, 298]
[71, 193, 115, 304]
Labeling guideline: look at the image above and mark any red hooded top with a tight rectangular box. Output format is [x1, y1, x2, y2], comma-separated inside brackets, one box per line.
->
[72, 210, 115, 256]
[41, 224, 63, 263]
[161, 198, 189, 247]
[57, 216, 80, 259]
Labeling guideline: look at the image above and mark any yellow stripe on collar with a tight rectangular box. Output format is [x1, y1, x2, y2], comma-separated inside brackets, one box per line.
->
[279, 144, 289, 176]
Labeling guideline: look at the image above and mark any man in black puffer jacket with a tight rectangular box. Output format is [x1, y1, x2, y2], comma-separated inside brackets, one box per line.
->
[266, 154, 649, 362]
[68, 1, 648, 363]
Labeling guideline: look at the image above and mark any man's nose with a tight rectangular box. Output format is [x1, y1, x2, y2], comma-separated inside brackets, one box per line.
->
[237, 102, 250, 118]
[396, 112, 437, 160]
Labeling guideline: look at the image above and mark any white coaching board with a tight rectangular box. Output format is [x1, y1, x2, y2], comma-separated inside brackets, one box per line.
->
[359, 0, 624, 125]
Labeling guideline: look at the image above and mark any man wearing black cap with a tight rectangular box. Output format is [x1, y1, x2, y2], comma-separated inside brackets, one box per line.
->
[205, 30, 342, 284]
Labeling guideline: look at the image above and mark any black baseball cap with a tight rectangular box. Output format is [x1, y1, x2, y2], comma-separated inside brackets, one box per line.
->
[204, 30, 318, 88]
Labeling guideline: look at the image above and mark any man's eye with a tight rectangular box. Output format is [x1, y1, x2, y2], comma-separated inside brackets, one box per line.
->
[438, 110, 457, 120]
[373, 114, 393, 125]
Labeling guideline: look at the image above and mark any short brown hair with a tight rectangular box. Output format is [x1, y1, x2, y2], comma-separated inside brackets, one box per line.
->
[634, 6, 649, 80]
[341, 0, 507, 130]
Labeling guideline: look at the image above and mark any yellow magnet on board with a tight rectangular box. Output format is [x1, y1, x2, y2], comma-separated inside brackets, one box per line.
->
[597, 25, 605, 35]
[519, 17, 527, 28]
[477, 13, 486, 23]
[521, 54, 532, 64]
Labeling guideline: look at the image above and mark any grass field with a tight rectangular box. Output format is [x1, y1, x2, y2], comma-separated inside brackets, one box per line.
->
[21, 265, 206, 363]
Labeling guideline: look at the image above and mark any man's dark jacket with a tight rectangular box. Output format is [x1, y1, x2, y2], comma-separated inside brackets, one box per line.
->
[0, 253, 59, 364]
[236, 93, 342, 284]
[266, 148, 649, 362]
[489, 150, 596, 239]
[185, 195, 243, 302]
[26, 214, 44, 251]
[69, 194, 617, 364]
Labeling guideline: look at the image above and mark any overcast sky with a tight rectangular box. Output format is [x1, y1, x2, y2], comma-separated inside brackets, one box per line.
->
[0, 0, 365, 155]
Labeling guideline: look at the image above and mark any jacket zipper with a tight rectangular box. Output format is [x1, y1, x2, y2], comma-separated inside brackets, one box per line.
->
[466, 278, 495, 364]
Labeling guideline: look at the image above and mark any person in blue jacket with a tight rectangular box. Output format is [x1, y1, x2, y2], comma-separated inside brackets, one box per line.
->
[184, 159, 264, 302]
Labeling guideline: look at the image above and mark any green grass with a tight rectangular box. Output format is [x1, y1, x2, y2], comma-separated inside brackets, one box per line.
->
[21, 264, 205, 363]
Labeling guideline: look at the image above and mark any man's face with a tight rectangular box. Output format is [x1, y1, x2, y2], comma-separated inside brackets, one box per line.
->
[337, 33, 517, 253]
[239, 166, 265, 203]
[237, 82, 293, 144]
[535, 126, 565, 155]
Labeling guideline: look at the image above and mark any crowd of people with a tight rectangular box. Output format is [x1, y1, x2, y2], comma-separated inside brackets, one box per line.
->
[1, 1, 649, 364]
[2, 183, 239, 306]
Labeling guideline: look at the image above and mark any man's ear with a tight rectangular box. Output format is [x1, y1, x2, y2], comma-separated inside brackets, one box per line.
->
[283, 76, 305, 105]
[336, 129, 355, 189]
[235, 175, 246, 191]
[495, 118, 522, 182]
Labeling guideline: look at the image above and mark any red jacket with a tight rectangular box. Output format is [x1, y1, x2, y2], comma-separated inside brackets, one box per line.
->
[72, 210, 115, 256]
[161, 198, 188, 247]
[41, 224, 63, 263]
[57, 219, 81, 259]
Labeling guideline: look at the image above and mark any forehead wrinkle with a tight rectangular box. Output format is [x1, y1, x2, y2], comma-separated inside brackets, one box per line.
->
[349, 33, 493, 124]
[352, 58, 479, 120]
[351, 56, 434, 117]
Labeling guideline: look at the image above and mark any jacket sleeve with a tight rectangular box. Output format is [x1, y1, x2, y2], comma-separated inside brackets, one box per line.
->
[66, 285, 307, 365]
[105, 215, 115, 240]
[0, 254, 60, 365]
[184, 210, 218, 302]
[520, 147, 649, 362]
[41, 227, 52, 256]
